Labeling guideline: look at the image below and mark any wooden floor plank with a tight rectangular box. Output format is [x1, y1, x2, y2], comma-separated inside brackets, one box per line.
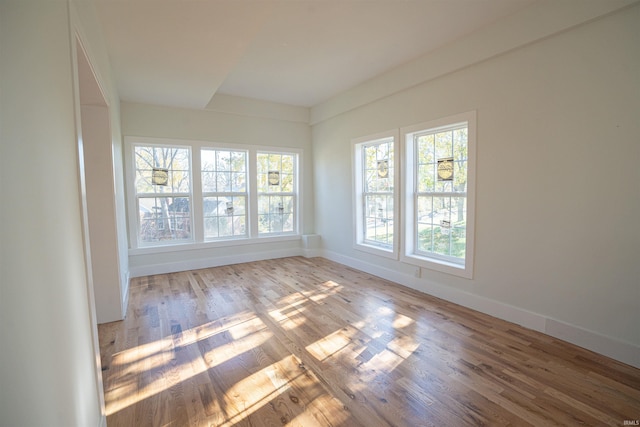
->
[99, 257, 640, 426]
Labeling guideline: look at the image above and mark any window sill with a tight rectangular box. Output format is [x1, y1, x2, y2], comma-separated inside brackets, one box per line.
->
[129, 234, 301, 256]
[354, 242, 398, 260]
[401, 253, 473, 279]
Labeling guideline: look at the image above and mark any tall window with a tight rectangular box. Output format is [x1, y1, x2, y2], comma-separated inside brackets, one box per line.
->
[201, 149, 247, 239]
[257, 151, 298, 235]
[353, 130, 399, 258]
[133, 144, 192, 245]
[403, 111, 476, 278]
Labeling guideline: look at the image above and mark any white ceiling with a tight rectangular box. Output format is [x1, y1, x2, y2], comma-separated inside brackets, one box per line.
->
[95, 0, 536, 109]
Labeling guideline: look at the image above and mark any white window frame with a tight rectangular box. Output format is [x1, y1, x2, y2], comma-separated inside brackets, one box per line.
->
[127, 140, 194, 248]
[125, 137, 302, 253]
[401, 111, 476, 278]
[201, 148, 249, 241]
[352, 130, 400, 259]
[256, 150, 300, 237]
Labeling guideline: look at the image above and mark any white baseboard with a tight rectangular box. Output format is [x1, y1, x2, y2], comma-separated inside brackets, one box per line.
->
[129, 247, 304, 278]
[545, 318, 640, 368]
[320, 249, 640, 369]
[302, 248, 323, 258]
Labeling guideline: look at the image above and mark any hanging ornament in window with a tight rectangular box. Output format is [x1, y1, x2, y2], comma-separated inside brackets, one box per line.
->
[377, 160, 389, 178]
[225, 201, 234, 215]
[152, 168, 169, 186]
[268, 170, 280, 186]
[437, 158, 454, 181]
[277, 202, 284, 214]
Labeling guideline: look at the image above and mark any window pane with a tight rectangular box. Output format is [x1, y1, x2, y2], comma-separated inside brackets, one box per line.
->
[417, 196, 434, 225]
[417, 223, 433, 252]
[433, 196, 451, 228]
[453, 128, 468, 159]
[257, 170, 268, 192]
[217, 151, 231, 171]
[451, 226, 466, 258]
[201, 150, 216, 169]
[231, 151, 246, 171]
[282, 155, 294, 174]
[169, 169, 190, 193]
[281, 173, 294, 192]
[417, 164, 435, 193]
[417, 134, 435, 163]
[435, 130, 453, 159]
[451, 197, 466, 228]
[202, 171, 216, 193]
[268, 153, 281, 172]
[138, 196, 191, 242]
[433, 225, 451, 255]
[231, 172, 246, 192]
[216, 172, 231, 192]
[454, 160, 467, 193]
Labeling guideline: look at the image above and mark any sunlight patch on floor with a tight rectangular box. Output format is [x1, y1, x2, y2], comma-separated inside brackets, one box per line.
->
[105, 311, 272, 416]
[305, 328, 356, 362]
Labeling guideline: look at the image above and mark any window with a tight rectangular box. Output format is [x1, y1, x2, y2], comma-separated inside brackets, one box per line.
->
[403, 111, 476, 278]
[201, 149, 248, 239]
[126, 137, 301, 250]
[353, 130, 399, 258]
[257, 151, 298, 235]
[132, 144, 192, 245]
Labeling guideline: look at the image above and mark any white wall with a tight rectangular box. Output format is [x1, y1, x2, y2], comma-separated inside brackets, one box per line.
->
[0, 1, 104, 425]
[121, 101, 314, 276]
[72, 0, 129, 323]
[311, 3, 640, 367]
[82, 104, 123, 323]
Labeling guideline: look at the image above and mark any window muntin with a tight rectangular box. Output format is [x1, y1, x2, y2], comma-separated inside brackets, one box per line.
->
[201, 149, 248, 239]
[133, 145, 192, 245]
[257, 152, 297, 235]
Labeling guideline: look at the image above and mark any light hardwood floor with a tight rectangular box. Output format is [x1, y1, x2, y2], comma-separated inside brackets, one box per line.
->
[98, 257, 640, 426]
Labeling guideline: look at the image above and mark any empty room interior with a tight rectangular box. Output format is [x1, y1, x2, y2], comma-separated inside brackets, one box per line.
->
[1, 0, 639, 426]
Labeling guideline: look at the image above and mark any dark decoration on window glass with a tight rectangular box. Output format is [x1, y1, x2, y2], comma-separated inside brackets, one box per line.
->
[440, 219, 451, 228]
[437, 158, 454, 181]
[377, 160, 389, 178]
[268, 171, 280, 186]
[152, 168, 169, 186]
[277, 202, 284, 214]
[225, 201, 234, 215]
